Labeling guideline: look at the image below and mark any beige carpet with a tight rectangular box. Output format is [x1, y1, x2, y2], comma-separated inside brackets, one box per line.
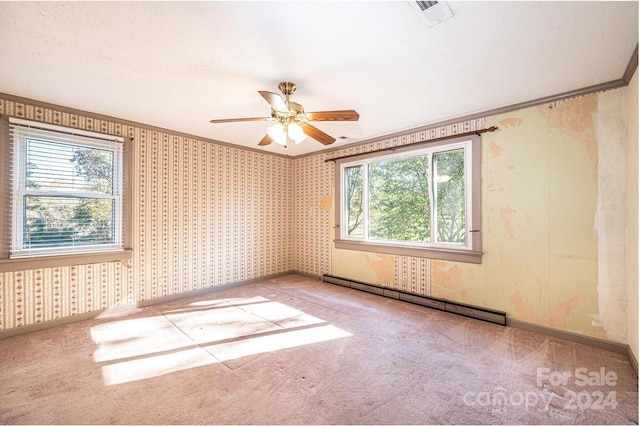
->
[0, 274, 637, 424]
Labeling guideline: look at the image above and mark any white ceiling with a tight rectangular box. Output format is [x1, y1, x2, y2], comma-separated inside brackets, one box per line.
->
[0, 1, 637, 156]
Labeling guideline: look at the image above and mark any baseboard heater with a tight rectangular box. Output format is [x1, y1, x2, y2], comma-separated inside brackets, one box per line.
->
[322, 274, 506, 326]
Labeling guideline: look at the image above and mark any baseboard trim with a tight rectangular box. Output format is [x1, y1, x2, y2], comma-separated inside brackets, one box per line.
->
[0, 270, 295, 340]
[289, 270, 322, 280]
[506, 318, 629, 354]
[0, 310, 106, 341]
[135, 270, 295, 308]
[508, 318, 637, 379]
[627, 345, 639, 379]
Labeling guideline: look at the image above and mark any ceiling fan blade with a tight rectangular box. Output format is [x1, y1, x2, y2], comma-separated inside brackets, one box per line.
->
[210, 117, 269, 124]
[258, 91, 289, 113]
[299, 122, 336, 145]
[306, 110, 359, 121]
[258, 134, 273, 146]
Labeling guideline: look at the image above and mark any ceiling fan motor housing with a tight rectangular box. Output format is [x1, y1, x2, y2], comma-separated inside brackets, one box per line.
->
[278, 81, 296, 96]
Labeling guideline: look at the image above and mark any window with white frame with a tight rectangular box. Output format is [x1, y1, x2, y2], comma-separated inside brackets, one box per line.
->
[10, 118, 124, 258]
[335, 135, 482, 263]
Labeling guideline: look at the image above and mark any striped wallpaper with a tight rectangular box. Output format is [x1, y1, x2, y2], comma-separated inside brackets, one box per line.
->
[0, 96, 293, 332]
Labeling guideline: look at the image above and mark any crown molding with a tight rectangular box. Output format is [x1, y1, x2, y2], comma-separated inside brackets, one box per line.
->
[623, 44, 639, 85]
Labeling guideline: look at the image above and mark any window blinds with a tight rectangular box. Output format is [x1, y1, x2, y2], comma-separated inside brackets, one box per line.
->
[9, 118, 124, 258]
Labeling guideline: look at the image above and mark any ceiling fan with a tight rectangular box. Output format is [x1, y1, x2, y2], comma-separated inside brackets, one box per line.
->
[210, 81, 359, 148]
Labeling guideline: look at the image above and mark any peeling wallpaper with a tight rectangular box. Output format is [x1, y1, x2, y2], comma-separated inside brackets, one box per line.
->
[293, 92, 633, 340]
[462, 96, 600, 336]
[595, 89, 629, 342]
[0, 97, 293, 332]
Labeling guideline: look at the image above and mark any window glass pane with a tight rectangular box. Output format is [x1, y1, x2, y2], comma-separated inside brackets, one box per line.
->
[336, 137, 480, 261]
[345, 165, 364, 237]
[24, 196, 115, 248]
[368, 155, 431, 243]
[26, 138, 114, 194]
[434, 149, 466, 244]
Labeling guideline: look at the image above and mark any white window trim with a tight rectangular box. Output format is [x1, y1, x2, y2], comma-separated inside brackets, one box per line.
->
[334, 134, 483, 264]
[9, 118, 125, 259]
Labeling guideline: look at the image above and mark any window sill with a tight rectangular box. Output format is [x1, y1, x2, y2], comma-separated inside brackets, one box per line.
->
[0, 249, 133, 272]
[334, 239, 482, 264]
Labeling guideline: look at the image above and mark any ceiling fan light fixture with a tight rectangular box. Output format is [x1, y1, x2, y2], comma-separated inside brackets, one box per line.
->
[288, 122, 307, 144]
[267, 123, 287, 145]
[210, 81, 358, 148]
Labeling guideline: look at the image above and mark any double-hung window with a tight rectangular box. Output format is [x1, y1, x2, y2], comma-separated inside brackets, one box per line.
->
[9, 118, 124, 258]
[335, 134, 482, 263]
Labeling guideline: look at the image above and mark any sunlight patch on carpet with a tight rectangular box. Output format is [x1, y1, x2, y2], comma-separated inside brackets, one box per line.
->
[91, 296, 351, 385]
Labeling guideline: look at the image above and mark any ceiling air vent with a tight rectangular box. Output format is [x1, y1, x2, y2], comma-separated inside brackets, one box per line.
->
[415, 1, 453, 27]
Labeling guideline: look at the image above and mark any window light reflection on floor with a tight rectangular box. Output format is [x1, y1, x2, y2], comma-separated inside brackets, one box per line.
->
[91, 296, 352, 386]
